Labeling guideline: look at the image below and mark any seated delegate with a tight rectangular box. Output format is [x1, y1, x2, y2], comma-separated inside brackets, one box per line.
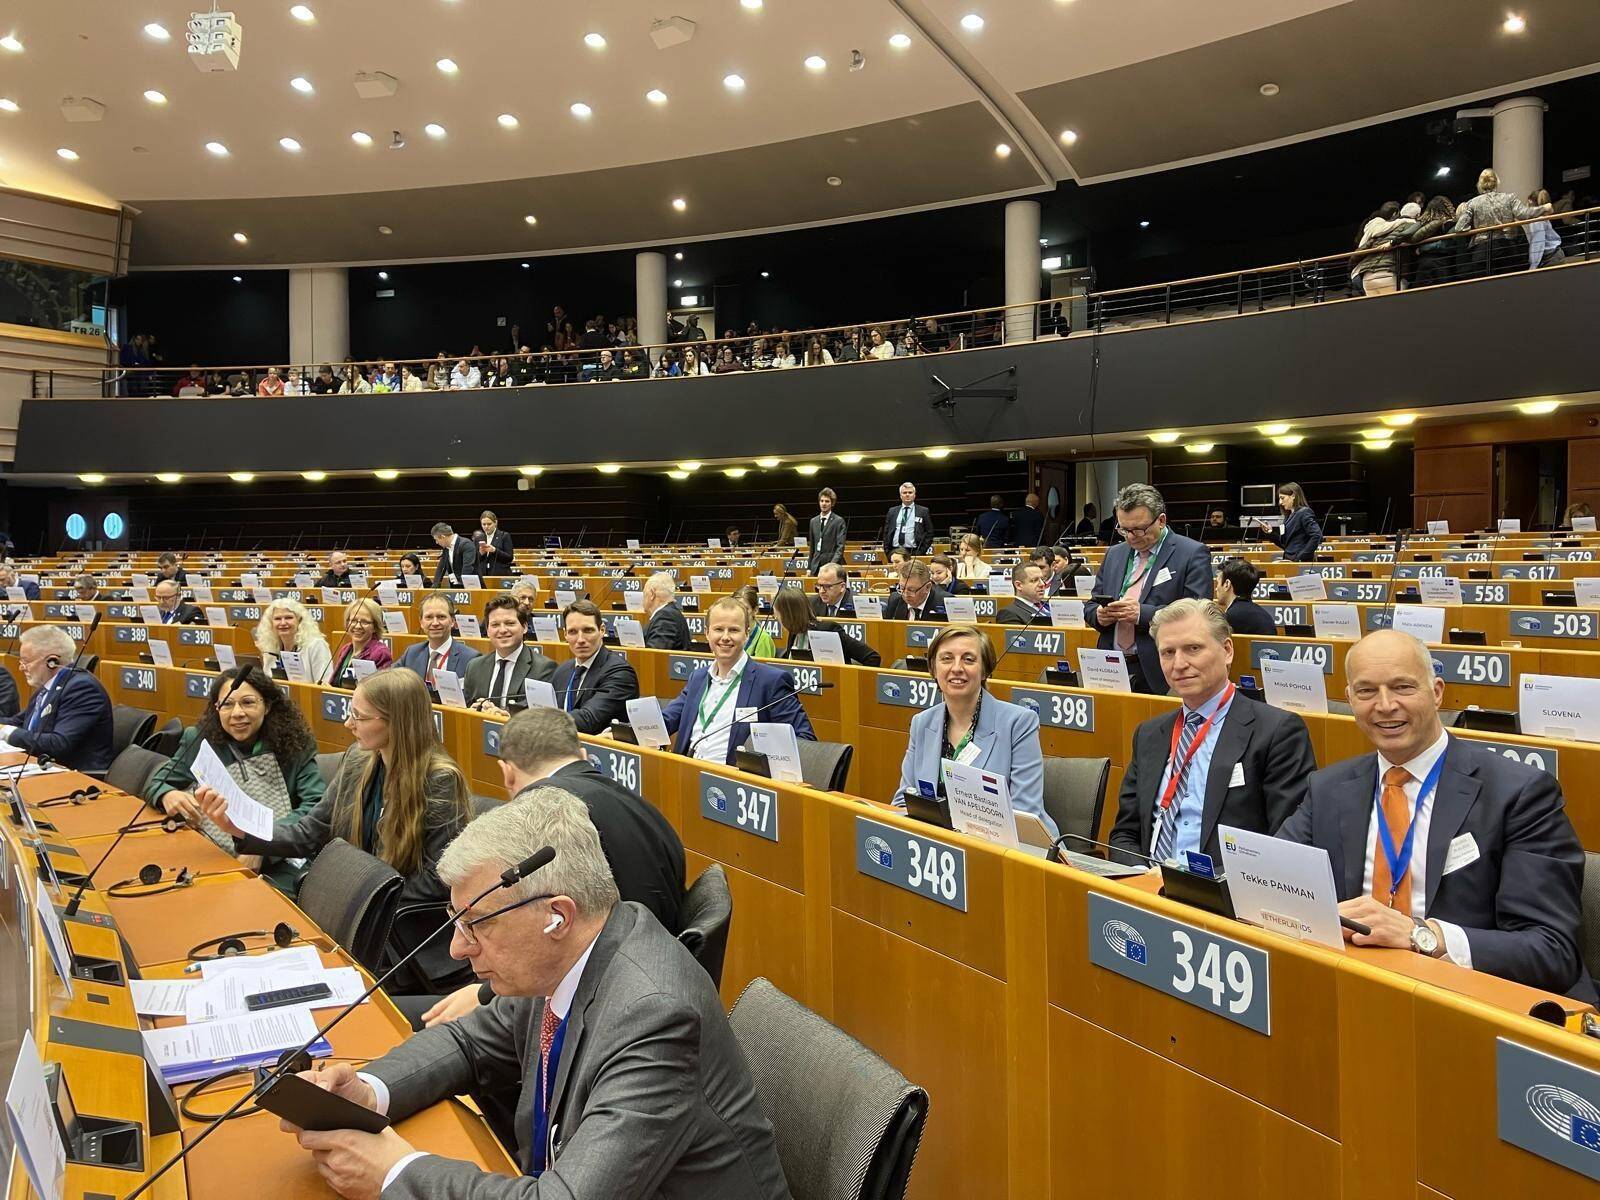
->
[254, 597, 333, 685]
[397, 591, 480, 685]
[656, 596, 815, 764]
[282, 791, 788, 1199]
[1277, 629, 1595, 1001]
[772, 586, 879, 666]
[641, 572, 692, 650]
[144, 665, 325, 893]
[200, 669, 476, 999]
[1213, 557, 1277, 636]
[327, 597, 395, 686]
[463, 596, 556, 714]
[895, 623, 1055, 838]
[549, 600, 639, 734]
[0, 625, 113, 774]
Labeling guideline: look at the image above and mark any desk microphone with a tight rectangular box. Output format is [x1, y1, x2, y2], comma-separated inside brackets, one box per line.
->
[682, 680, 832, 758]
[1050, 832, 1159, 868]
[121, 843, 557, 1200]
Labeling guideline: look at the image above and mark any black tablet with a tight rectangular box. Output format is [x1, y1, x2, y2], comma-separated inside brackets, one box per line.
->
[256, 1072, 391, 1134]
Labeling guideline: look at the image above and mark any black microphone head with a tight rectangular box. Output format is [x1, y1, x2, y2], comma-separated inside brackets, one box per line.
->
[502, 845, 555, 886]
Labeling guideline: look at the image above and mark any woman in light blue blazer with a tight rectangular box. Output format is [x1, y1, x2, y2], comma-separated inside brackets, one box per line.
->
[895, 624, 1055, 838]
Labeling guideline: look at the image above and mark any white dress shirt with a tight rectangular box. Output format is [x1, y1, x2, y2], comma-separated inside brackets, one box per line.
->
[489, 650, 521, 707]
[689, 652, 748, 764]
[1359, 730, 1472, 967]
[374, 939, 599, 1190]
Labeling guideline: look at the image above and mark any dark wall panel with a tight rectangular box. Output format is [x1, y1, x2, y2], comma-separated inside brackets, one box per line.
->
[115, 271, 289, 367]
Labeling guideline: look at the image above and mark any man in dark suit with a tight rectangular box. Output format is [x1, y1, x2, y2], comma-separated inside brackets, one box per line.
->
[880, 559, 946, 622]
[807, 487, 847, 576]
[286, 791, 787, 1200]
[809, 563, 854, 618]
[152, 580, 204, 625]
[995, 562, 1052, 626]
[463, 597, 556, 713]
[1082, 483, 1213, 694]
[551, 600, 639, 734]
[0, 565, 40, 601]
[431, 521, 475, 587]
[155, 552, 188, 586]
[641, 572, 691, 651]
[1012, 493, 1046, 548]
[0, 625, 114, 774]
[314, 550, 355, 589]
[1109, 599, 1315, 866]
[974, 495, 1010, 547]
[880, 480, 933, 557]
[1279, 630, 1594, 1001]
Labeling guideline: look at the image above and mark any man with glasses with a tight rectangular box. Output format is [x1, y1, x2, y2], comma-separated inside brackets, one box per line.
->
[285, 790, 788, 1199]
[880, 480, 932, 558]
[809, 562, 854, 618]
[0, 624, 113, 773]
[153, 579, 204, 625]
[882, 559, 947, 622]
[1082, 483, 1212, 694]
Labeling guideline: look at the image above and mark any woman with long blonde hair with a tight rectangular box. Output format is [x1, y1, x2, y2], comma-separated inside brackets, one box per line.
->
[253, 596, 333, 685]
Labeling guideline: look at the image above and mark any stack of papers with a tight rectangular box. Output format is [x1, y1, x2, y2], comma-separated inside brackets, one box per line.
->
[141, 1008, 332, 1084]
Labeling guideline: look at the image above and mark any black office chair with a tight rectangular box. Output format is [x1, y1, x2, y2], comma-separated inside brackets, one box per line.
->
[1581, 853, 1600, 981]
[297, 838, 403, 977]
[143, 716, 183, 758]
[728, 977, 928, 1200]
[797, 740, 854, 791]
[677, 865, 732, 989]
[315, 751, 347, 785]
[111, 706, 158, 758]
[1041, 756, 1110, 851]
[104, 745, 165, 796]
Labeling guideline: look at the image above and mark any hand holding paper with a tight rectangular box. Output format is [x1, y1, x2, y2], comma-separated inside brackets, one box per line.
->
[191, 740, 275, 840]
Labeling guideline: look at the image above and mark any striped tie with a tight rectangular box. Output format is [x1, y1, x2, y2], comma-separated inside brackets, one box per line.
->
[1154, 709, 1206, 861]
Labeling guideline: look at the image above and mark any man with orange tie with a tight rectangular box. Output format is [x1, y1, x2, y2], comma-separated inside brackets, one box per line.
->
[397, 591, 480, 689]
[1277, 630, 1594, 1001]
[1082, 484, 1212, 694]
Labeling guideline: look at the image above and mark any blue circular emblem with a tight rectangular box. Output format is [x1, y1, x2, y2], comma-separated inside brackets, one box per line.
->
[64, 513, 87, 540]
[102, 512, 126, 539]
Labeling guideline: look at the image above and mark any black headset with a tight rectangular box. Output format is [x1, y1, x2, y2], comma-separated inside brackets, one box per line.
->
[107, 864, 194, 897]
[185, 920, 302, 963]
[179, 1047, 318, 1123]
[37, 784, 103, 808]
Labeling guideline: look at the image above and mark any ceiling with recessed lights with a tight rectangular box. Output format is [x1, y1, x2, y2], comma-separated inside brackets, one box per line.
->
[0, 0, 1596, 266]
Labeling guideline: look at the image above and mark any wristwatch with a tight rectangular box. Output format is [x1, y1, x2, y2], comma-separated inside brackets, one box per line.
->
[1409, 917, 1445, 958]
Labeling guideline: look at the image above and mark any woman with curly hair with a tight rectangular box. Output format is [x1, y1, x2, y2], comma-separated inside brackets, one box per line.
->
[143, 665, 325, 893]
[253, 595, 332, 684]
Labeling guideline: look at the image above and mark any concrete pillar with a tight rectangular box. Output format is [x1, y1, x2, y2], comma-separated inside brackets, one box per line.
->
[1003, 200, 1041, 344]
[288, 267, 349, 367]
[1492, 96, 1545, 201]
[636, 252, 668, 363]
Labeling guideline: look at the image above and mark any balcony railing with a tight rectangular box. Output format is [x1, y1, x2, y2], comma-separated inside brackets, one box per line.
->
[30, 204, 1598, 401]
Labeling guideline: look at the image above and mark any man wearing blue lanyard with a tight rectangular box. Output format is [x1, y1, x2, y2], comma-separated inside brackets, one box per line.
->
[548, 600, 638, 735]
[0, 625, 114, 774]
[285, 790, 788, 1198]
[1279, 630, 1594, 1001]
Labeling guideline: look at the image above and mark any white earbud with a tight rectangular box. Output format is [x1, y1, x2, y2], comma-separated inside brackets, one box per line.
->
[543, 912, 565, 934]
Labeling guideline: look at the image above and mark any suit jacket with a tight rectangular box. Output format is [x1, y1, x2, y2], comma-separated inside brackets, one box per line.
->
[473, 529, 516, 577]
[784, 619, 880, 667]
[1082, 532, 1213, 692]
[1224, 598, 1278, 637]
[397, 639, 480, 683]
[1269, 507, 1323, 562]
[896, 694, 1054, 837]
[808, 590, 856, 619]
[314, 570, 354, 589]
[0, 665, 18, 720]
[661, 659, 815, 763]
[156, 602, 205, 626]
[645, 601, 692, 651]
[1277, 737, 1595, 1001]
[2, 667, 113, 774]
[463, 646, 557, 707]
[551, 647, 640, 734]
[974, 509, 1010, 547]
[371, 902, 788, 1200]
[995, 598, 1051, 626]
[880, 585, 948, 623]
[528, 762, 684, 933]
[881, 503, 933, 555]
[433, 536, 474, 586]
[7, 580, 41, 601]
[1012, 504, 1045, 548]
[1110, 694, 1316, 865]
[806, 512, 847, 574]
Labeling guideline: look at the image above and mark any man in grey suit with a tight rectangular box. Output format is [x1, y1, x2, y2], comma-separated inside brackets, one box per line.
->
[806, 488, 847, 576]
[286, 789, 790, 1199]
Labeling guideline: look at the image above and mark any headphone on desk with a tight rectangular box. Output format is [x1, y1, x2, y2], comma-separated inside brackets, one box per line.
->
[185, 920, 303, 965]
[37, 785, 103, 808]
[107, 864, 194, 897]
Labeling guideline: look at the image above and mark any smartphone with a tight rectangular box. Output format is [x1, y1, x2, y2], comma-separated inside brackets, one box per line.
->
[1090, 595, 1119, 606]
[256, 1072, 391, 1135]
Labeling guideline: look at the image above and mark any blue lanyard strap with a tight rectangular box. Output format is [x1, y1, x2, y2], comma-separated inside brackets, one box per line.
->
[1373, 749, 1448, 905]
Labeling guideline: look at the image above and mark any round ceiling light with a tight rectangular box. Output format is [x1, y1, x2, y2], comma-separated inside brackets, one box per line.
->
[960, 13, 985, 31]
[889, 33, 911, 49]
[497, 112, 518, 128]
[570, 102, 592, 118]
[645, 88, 667, 104]
[351, 130, 372, 145]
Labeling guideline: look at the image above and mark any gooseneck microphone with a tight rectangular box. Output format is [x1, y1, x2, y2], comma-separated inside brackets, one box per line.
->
[121, 844, 557, 1200]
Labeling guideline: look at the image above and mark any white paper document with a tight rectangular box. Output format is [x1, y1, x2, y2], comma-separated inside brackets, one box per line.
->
[1573, 516, 1598, 533]
[1311, 603, 1361, 640]
[748, 723, 803, 783]
[624, 697, 672, 748]
[205, 605, 229, 627]
[5, 1031, 65, 1200]
[1417, 577, 1462, 606]
[348, 658, 377, 680]
[1048, 597, 1085, 628]
[940, 758, 1021, 849]
[198, 944, 323, 980]
[530, 616, 560, 643]
[278, 649, 309, 683]
[382, 610, 408, 635]
[1518, 673, 1600, 743]
[433, 669, 468, 709]
[854, 595, 883, 620]
[33, 877, 75, 998]
[944, 596, 977, 622]
[623, 591, 646, 613]
[456, 615, 481, 638]
[191, 740, 275, 839]
[130, 977, 198, 1017]
[1216, 825, 1344, 950]
[807, 630, 844, 665]
[524, 679, 557, 710]
[147, 640, 174, 668]
[215, 643, 238, 670]
[183, 965, 365, 1023]
[1285, 574, 1327, 601]
[141, 1007, 323, 1083]
[1574, 578, 1600, 608]
[615, 616, 645, 647]
[1260, 657, 1329, 714]
[1391, 604, 1445, 645]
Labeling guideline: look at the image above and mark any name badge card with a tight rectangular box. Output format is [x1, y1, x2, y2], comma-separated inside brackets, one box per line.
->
[1574, 578, 1600, 608]
[624, 697, 672, 748]
[1074, 575, 1096, 598]
[989, 576, 1014, 598]
[1498, 518, 1523, 533]
[215, 644, 237, 670]
[749, 722, 804, 783]
[690, 576, 711, 593]
[455, 614, 482, 638]
[1391, 604, 1445, 645]
[524, 678, 557, 710]
[382, 610, 408, 635]
[1418, 576, 1463, 605]
[1574, 516, 1598, 533]
[944, 596, 977, 622]
[794, 536, 808, 548]
[807, 629, 845, 665]
[616, 617, 645, 648]
[1426, 520, 1450, 534]
[1077, 648, 1132, 693]
[1518, 674, 1600, 743]
[1217, 825, 1344, 949]
[132, 573, 154, 588]
[193, 585, 214, 603]
[138, 604, 162, 624]
[1260, 657, 1329, 714]
[707, 538, 722, 549]
[624, 591, 646, 613]
[854, 594, 884, 620]
[321, 588, 343, 606]
[4, 1029, 67, 1200]
[241, 573, 261, 589]
[1285, 574, 1327, 601]
[278, 650, 308, 683]
[626, 538, 641, 550]
[1312, 603, 1361, 640]
[1049, 597, 1086, 627]
[349, 658, 377, 680]
[405, 574, 425, 589]
[376, 581, 400, 606]
[147, 640, 174, 668]
[33, 876, 76, 998]
[293, 574, 315, 588]
[459, 574, 482, 590]
[756, 575, 779, 596]
[941, 758, 1021, 849]
[251, 586, 273, 605]
[433, 669, 468, 709]
[4, 587, 25, 603]
[69, 603, 92, 624]
[530, 616, 560, 642]
[555, 589, 578, 609]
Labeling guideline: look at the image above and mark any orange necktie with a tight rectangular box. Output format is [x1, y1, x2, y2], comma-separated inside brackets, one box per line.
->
[1371, 765, 1414, 912]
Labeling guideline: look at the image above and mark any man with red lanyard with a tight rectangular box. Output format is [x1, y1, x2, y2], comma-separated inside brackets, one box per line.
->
[397, 591, 480, 691]
[1110, 599, 1316, 868]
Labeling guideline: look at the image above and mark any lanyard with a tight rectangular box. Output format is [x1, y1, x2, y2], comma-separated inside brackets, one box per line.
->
[744, 624, 762, 651]
[1158, 683, 1233, 810]
[1373, 750, 1448, 907]
[695, 669, 743, 734]
[1120, 529, 1166, 592]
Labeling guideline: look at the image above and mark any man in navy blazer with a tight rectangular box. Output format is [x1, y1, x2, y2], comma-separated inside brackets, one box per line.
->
[1278, 630, 1594, 1002]
[0, 564, 40, 601]
[550, 601, 639, 734]
[397, 592, 480, 686]
[430, 521, 475, 586]
[0, 626, 114, 774]
[880, 481, 933, 557]
[657, 598, 813, 765]
[1082, 484, 1213, 694]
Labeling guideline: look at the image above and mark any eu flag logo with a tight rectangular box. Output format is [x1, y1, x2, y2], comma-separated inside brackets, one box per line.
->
[1125, 941, 1147, 965]
[1573, 1117, 1600, 1152]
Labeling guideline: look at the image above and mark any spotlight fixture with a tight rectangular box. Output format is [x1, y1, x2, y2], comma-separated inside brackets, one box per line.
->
[994, 143, 1011, 158]
[960, 13, 985, 31]
[667, 470, 690, 481]
[302, 470, 327, 481]
[278, 136, 302, 152]
[1359, 428, 1394, 441]
[377, 270, 389, 280]
[724, 467, 749, 478]
[1148, 431, 1180, 444]
[723, 74, 746, 90]
[1379, 413, 1417, 427]
[596, 463, 621, 474]
[804, 55, 826, 70]
[1271, 435, 1304, 447]
[1059, 129, 1078, 145]
[232, 231, 248, 243]
[373, 469, 399, 480]
[889, 33, 911, 49]
[56, 148, 79, 161]
[518, 466, 543, 476]
[872, 461, 899, 472]
[446, 467, 472, 479]
[290, 5, 315, 21]
[497, 113, 519, 128]
[583, 32, 606, 49]
[144, 89, 167, 104]
[1259, 82, 1280, 97]
[672, 197, 687, 211]
[1435, 165, 1451, 178]
[435, 57, 459, 74]
[923, 447, 951, 459]
[754, 458, 781, 468]
[794, 465, 820, 476]
[231, 275, 241, 282]
[387, 131, 404, 150]
[79, 473, 106, 484]
[0, 35, 20, 53]
[524, 215, 538, 226]
[673, 251, 684, 261]
[1503, 13, 1526, 33]
[378, 224, 393, 234]
[837, 453, 864, 464]
[351, 130, 373, 145]
[156, 472, 183, 482]
[0, 98, 17, 112]
[424, 123, 446, 138]
[290, 76, 314, 94]
[1256, 422, 1290, 436]
[143, 24, 169, 40]
[229, 472, 255, 482]
[1516, 399, 1559, 415]
[645, 89, 668, 104]
[1184, 443, 1215, 454]
[206, 141, 230, 156]
[570, 102, 592, 118]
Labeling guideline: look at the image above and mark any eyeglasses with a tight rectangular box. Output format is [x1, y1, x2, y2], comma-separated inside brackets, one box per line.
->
[1116, 517, 1161, 537]
[817, 579, 844, 592]
[217, 697, 263, 712]
[453, 892, 554, 946]
[346, 708, 382, 724]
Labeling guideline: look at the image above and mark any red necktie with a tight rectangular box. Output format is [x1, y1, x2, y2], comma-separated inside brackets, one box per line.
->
[426, 649, 445, 686]
[538, 1002, 559, 1100]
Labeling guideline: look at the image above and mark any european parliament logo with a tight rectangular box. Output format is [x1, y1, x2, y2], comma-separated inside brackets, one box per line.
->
[865, 835, 893, 869]
[1430, 657, 1445, 677]
[1015, 696, 1041, 716]
[1257, 647, 1281, 662]
[1527, 1084, 1600, 1150]
[1102, 919, 1147, 965]
[1516, 615, 1546, 634]
[706, 786, 729, 813]
[881, 680, 902, 700]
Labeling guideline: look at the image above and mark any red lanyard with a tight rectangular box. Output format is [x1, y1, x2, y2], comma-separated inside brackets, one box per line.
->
[1158, 683, 1233, 810]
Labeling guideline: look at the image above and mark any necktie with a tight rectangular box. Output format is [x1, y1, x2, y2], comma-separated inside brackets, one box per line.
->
[1371, 765, 1414, 912]
[1115, 550, 1151, 651]
[899, 507, 912, 546]
[1154, 709, 1206, 861]
[490, 658, 508, 705]
[426, 649, 445, 686]
[534, 1002, 561, 1173]
[566, 666, 587, 711]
